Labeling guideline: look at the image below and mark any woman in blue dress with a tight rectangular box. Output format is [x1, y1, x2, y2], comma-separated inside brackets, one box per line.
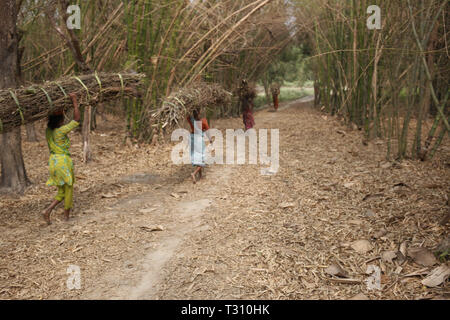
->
[186, 108, 212, 184]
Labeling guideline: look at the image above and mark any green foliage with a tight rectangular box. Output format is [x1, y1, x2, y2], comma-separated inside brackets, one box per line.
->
[263, 44, 313, 86]
[438, 250, 449, 263]
[254, 87, 310, 109]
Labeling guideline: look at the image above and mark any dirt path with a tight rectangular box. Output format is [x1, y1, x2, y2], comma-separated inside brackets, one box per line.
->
[0, 97, 448, 300]
[78, 100, 317, 299]
[83, 97, 448, 300]
[82, 166, 234, 299]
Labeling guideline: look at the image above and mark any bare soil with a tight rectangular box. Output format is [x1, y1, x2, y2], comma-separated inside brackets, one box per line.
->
[0, 98, 449, 300]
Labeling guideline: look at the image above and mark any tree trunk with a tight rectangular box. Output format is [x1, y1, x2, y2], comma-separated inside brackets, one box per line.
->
[48, 0, 94, 158]
[0, 0, 30, 193]
[90, 106, 97, 130]
[48, 0, 92, 74]
[82, 106, 92, 163]
[25, 123, 38, 142]
[0, 128, 30, 193]
[262, 75, 270, 105]
[314, 80, 320, 107]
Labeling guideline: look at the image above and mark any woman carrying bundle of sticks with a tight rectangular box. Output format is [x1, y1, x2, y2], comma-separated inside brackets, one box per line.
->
[42, 93, 80, 225]
[271, 83, 280, 111]
[187, 108, 212, 184]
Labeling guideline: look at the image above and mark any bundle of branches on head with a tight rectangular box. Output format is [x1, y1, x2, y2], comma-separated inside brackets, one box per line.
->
[236, 79, 256, 103]
[152, 82, 231, 132]
[0, 72, 145, 133]
[270, 83, 280, 96]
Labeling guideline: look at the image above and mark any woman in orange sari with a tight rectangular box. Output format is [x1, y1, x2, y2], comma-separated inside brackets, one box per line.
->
[271, 83, 280, 111]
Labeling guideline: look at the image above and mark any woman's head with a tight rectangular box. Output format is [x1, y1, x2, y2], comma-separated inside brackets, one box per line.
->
[193, 108, 201, 120]
[47, 114, 64, 130]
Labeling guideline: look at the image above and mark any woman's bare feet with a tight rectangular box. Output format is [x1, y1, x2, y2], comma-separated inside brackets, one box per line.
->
[63, 209, 70, 221]
[42, 199, 60, 225]
[191, 172, 197, 184]
[41, 209, 52, 225]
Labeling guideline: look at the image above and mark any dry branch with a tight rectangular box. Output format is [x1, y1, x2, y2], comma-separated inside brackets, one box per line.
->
[0, 72, 145, 133]
[152, 82, 231, 130]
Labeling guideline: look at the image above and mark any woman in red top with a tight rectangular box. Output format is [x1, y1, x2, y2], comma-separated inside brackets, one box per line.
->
[272, 91, 279, 111]
[187, 108, 212, 184]
[242, 99, 255, 130]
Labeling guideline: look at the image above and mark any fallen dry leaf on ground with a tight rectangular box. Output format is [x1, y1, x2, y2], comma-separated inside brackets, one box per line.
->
[421, 265, 450, 287]
[407, 248, 438, 267]
[325, 264, 349, 278]
[381, 251, 397, 263]
[279, 202, 295, 209]
[140, 225, 165, 232]
[351, 240, 373, 254]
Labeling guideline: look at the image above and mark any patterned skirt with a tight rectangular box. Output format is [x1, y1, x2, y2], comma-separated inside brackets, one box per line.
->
[46, 154, 75, 186]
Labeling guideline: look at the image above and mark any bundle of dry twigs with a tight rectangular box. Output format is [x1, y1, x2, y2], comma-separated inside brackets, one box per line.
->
[0, 72, 144, 133]
[270, 83, 280, 96]
[236, 80, 256, 102]
[152, 82, 231, 130]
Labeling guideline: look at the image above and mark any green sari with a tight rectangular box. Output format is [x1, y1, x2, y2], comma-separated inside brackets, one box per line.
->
[45, 120, 79, 187]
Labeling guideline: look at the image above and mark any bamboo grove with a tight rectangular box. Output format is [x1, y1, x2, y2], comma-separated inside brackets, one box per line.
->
[17, 0, 292, 140]
[13, 0, 450, 160]
[294, 0, 449, 160]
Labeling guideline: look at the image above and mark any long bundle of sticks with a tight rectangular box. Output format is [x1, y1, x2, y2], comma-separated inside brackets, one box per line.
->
[237, 80, 256, 102]
[0, 72, 145, 133]
[152, 82, 231, 130]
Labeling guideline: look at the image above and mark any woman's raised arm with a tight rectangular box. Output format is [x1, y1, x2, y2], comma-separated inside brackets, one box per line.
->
[69, 93, 81, 122]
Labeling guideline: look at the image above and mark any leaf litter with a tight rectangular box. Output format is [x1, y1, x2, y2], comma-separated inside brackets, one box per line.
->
[0, 99, 449, 300]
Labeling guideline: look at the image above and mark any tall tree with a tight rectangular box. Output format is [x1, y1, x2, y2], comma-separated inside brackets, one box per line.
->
[0, 0, 30, 193]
